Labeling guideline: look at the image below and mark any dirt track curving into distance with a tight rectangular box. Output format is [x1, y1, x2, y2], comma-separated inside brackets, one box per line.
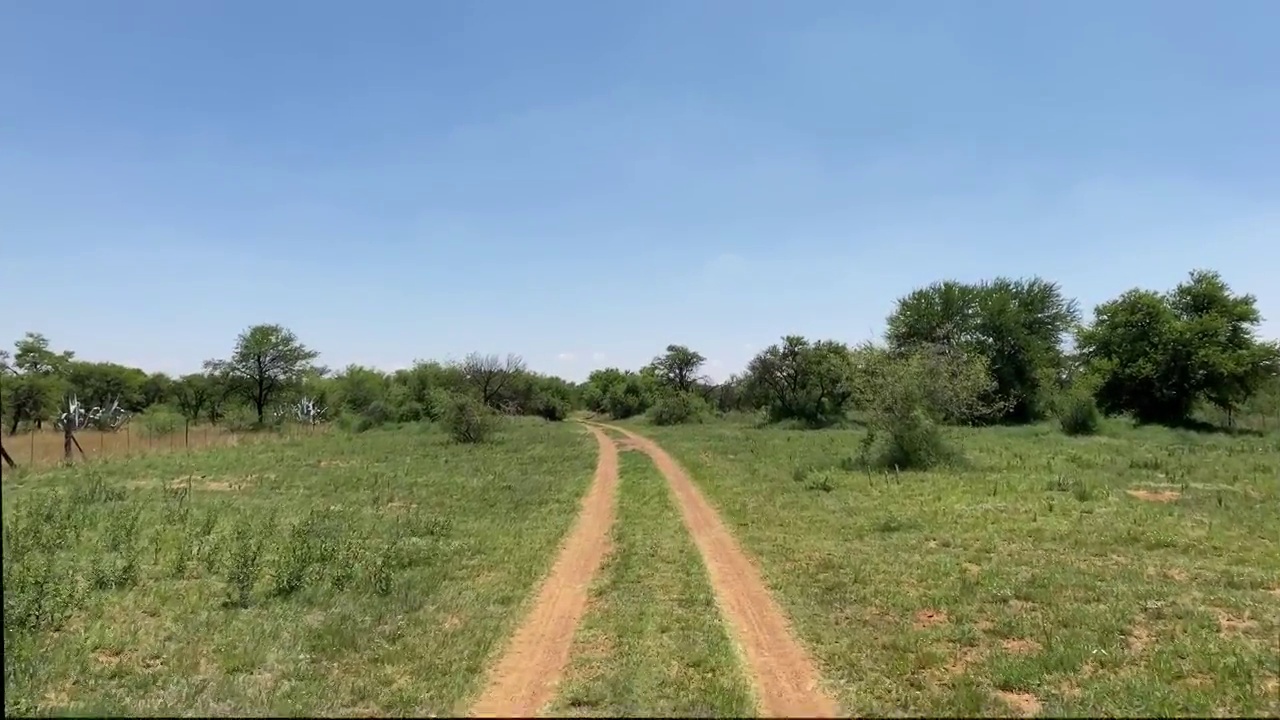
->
[588, 421, 840, 718]
[469, 425, 620, 718]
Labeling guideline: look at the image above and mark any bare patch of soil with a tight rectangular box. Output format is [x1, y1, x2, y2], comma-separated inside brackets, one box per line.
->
[995, 690, 1042, 717]
[1126, 488, 1181, 503]
[913, 609, 950, 629]
[1001, 638, 1042, 655]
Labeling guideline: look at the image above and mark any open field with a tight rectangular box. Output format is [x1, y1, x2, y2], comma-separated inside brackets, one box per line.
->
[627, 417, 1280, 717]
[5, 414, 1279, 717]
[3, 419, 595, 716]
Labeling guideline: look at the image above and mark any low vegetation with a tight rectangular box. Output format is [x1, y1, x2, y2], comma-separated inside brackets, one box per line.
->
[633, 417, 1280, 717]
[3, 420, 595, 715]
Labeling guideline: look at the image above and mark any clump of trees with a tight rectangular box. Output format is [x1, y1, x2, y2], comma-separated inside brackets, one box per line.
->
[1076, 270, 1279, 426]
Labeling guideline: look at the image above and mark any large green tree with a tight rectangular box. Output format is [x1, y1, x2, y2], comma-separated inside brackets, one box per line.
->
[205, 324, 319, 425]
[646, 344, 707, 394]
[1077, 270, 1280, 424]
[885, 277, 1079, 422]
[3, 333, 74, 433]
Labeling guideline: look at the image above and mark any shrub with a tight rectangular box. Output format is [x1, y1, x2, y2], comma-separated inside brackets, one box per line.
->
[396, 400, 426, 423]
[441, 393, 496, 444]
[220, 406, 260, 433]
[532, 394, 569, 422]
[648, 391, 709, 426]
[353, 400, 395, 433]
[1058, 394, 1101, 436]
[603, 375, 654, 419]
[423, 389, 454, 422]
[225, 521, 266, 608]
[860, 409, 957, 471]
[137, 406, 183, 435]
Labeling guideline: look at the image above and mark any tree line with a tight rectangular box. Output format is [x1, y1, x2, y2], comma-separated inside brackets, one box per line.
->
[578, 269, 1280, 437]
[0, 325, 578, 437]
[3, 268, 1277, 450]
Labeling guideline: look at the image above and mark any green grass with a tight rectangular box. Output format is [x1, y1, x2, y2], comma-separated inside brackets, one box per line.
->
[626, 416, 1280, 717]
[548, 443, 756, 718]
[3, 418, 595, 717]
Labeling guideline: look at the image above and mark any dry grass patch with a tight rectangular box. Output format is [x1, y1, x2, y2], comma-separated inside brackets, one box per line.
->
[1126, 488, 1182, 502]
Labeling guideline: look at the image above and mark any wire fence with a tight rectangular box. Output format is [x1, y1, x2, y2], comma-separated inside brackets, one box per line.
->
[1, 422, 328, 472]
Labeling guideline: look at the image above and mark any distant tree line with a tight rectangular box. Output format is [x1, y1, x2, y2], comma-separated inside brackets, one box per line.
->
[0, 324, 578, 439]
[576, 269, 1279, 465]
[4, 268, 1278, 453]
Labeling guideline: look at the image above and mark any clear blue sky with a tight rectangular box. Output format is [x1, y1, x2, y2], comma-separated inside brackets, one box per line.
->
[2, 0, 1277, 381]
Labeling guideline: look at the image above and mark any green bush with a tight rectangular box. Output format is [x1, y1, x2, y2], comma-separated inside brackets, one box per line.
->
[396, 400, 426, 423]
[441, 393, 496, 444]
[352, 400, 395, 433]
[860, 409, 957, 471]
[1058, 394, 1101, 436]
[603, 376, 654, 419]
[423, 389, 455, 422]
[648, 391, 709, 426]
[532, 394, 569, 422]
[136, 406, 183, 435]
[220, 406, 260, 433]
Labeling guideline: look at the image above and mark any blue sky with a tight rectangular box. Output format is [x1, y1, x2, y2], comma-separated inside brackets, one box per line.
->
[2, 0, 1277, 381]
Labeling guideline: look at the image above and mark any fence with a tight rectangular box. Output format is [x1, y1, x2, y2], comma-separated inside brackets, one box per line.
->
[1, 422, 328, 472]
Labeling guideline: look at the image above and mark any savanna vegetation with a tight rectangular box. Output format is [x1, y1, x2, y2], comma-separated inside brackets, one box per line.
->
[3, 267, 1278, 717]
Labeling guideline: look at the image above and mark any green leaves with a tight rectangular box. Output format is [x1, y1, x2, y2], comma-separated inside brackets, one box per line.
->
[1078, 270, 1279, 424]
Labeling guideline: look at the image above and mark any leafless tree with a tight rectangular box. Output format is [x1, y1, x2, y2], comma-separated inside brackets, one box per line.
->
[459, 352, 525, 409]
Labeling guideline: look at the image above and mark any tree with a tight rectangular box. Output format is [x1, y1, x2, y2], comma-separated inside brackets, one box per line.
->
[204, 324, 319, 425]
[13, 332, 74, 375]
[140, 372, 173, 407]
[1078, 270, 1280, 425]
[64, 361, 147, 411]
[581, 368, 628, 413]
[744, 336, 857, 427]
[4, 333, 73, 432]
[172, 373, 214, 424]
[602, 371, 656, 419]
[850, 342, 1004, 469]
[646, 344, 707, 394]
[334, 365, 389, 416]
[886, 277, 1080, 422]
[459, 353, 526, 410]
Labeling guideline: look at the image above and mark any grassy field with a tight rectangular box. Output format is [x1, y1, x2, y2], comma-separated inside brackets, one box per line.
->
[5, 411, 1278, 717]
[549, 443, 756, 717]
[628, 417, 1280, 717]
[3, 418, 595, 716]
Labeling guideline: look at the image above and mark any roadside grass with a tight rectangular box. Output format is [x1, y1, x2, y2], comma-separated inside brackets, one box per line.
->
[3, 418, 595, 717]
[629, 417, 1280, 717]
[548, 442, 756, 718]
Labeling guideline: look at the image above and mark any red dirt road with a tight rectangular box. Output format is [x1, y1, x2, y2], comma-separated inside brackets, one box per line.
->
[590, 422, 840, 718]
[468, 425, 620, 718]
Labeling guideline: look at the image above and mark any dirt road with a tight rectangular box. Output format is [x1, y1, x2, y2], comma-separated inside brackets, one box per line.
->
[469, 425, 620, 718]
[589, 422, 840, 718]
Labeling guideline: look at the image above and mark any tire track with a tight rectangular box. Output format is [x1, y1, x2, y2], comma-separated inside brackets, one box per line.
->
[469, 425, 620, 718]
[586, 421, 840, 718]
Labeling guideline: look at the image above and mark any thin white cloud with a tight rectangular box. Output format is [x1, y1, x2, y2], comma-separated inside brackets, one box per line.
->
[556, 352, 576, 362]
[591, 351, 607, 362]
